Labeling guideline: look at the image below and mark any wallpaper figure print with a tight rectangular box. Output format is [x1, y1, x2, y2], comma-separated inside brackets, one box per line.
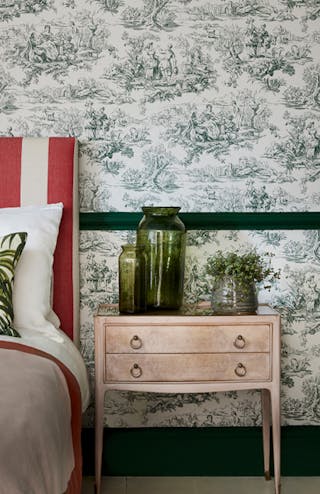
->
[1, 0, 320, 427]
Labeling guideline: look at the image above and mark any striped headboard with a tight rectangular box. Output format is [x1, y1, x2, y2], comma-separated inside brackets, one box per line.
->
[0, 137, 79, 344]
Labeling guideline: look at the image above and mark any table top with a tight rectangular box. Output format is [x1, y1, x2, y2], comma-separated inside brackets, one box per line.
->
[96, 302, 280, 319]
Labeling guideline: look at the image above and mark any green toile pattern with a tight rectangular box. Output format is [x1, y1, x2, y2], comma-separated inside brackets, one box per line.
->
[1, 0, 320, 426]
[80, 229, 320, 427]
[1, 1, 320, 211]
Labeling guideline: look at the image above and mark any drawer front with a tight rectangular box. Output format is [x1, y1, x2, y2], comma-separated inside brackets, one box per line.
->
[105, 353, 270, 382]
[105, 324, 271, 354]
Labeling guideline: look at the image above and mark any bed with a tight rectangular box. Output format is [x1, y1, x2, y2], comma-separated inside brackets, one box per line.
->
[0, 137, 90, 494]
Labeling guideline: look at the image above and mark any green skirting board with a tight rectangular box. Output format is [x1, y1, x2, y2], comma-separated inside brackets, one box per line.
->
[82, 426, 320, 476]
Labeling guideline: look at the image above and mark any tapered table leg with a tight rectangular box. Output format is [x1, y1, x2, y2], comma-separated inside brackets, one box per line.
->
[261, 389, 271, 480]
[95, 388, 105, 494]
[271, 387, 281, 494]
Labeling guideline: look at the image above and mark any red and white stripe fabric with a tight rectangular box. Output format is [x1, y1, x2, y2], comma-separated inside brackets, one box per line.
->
[0, 137, 79, 343]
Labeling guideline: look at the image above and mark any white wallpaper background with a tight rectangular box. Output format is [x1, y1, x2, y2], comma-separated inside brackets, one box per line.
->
[1, 0, 320, 427]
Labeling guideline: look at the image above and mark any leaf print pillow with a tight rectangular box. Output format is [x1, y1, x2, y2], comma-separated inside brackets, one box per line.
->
[0, 232, 28, 337]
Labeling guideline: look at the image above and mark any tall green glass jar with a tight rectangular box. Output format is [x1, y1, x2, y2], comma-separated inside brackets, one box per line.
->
[136, 207, 186, 310]
[118, 244, 147, 314]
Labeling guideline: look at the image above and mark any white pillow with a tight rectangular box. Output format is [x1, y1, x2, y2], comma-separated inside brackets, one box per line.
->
[0, 203, 63, 333]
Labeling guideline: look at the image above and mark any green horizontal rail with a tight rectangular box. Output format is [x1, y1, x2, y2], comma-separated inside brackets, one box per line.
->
[80, 212, 320, 231]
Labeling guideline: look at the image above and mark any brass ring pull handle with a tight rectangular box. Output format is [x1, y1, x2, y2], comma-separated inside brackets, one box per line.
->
[233, 335, 246, 349]
[130, 335, 142, 350]
[130, 363, 142, 378]
[234, 363, 247, 377]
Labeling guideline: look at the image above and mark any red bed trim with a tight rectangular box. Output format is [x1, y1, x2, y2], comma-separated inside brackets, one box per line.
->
[0, 341, 82, 494]
[0, 137, 23, 207]
[48, 138, 76, 339]
[0, 137, 77, 341]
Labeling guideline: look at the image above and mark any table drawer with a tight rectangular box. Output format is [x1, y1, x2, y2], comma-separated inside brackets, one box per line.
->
[105, 353, 270, 382]
[105, 324, 271, 354]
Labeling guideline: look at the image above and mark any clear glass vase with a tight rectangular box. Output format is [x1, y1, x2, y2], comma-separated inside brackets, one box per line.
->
[136, 206, 186, 310]
[211, 276, 258, 315]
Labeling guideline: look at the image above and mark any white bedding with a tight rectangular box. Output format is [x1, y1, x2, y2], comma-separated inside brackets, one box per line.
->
[0, 348, 75, 494]
[0, 328, 90, 412]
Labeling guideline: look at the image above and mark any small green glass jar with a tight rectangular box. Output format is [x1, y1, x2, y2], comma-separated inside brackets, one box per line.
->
[118, 244, 147, 314]
[136, 206, 186, 310]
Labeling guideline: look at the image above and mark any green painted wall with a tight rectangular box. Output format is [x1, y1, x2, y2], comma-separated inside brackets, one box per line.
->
[82, 426, 320, 476]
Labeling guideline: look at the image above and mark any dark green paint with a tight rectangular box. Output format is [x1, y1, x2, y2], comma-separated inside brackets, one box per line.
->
[80, 212, 320, 231]
[82, 426, 320, 477]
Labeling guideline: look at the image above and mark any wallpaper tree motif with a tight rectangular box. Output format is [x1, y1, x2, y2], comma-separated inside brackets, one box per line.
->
[80, 228, 320, 427]
[1, 0, 320, 427]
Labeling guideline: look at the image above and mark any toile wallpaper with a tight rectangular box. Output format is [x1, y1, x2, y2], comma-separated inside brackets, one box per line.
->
[1, 0, 320, 427]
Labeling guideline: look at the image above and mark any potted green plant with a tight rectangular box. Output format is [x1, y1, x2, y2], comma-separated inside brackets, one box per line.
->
[205, 250, 280, 315]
